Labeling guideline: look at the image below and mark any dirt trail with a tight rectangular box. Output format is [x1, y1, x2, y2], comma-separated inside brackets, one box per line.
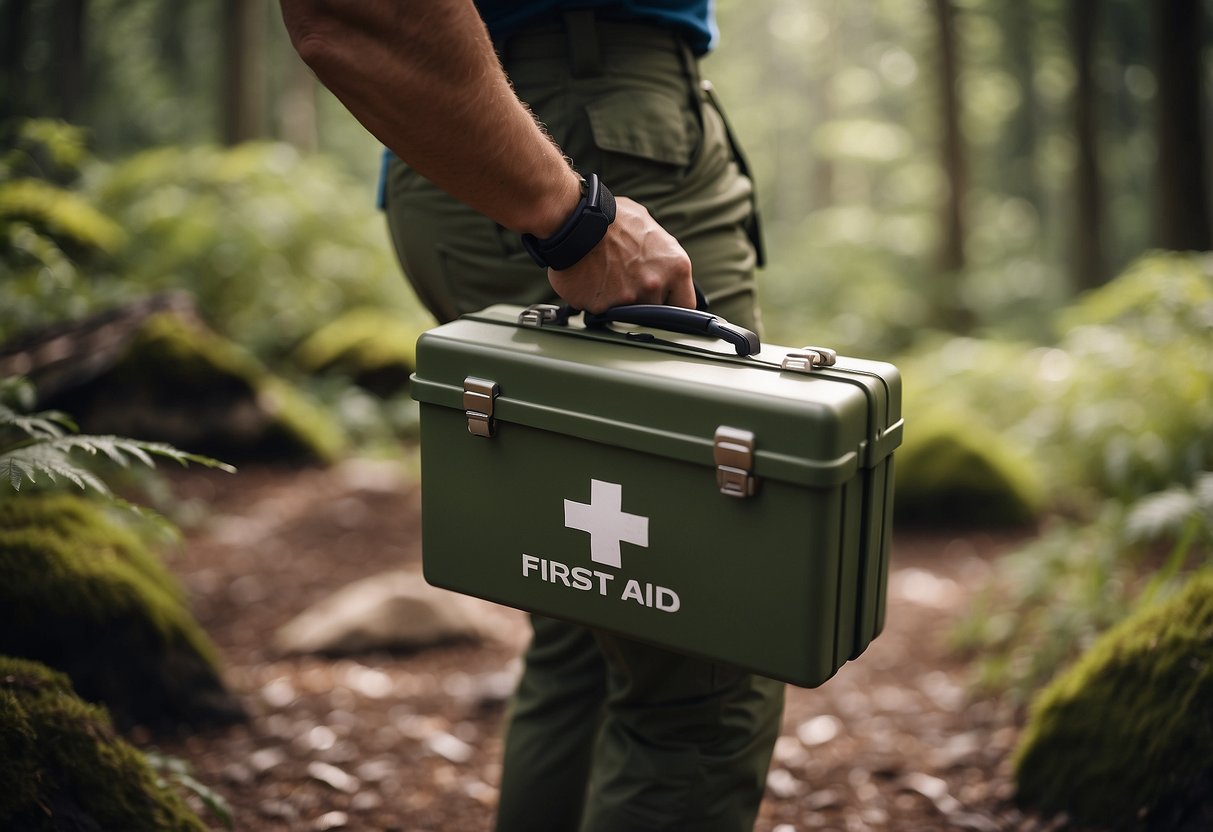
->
[156, 462, 1067, 832]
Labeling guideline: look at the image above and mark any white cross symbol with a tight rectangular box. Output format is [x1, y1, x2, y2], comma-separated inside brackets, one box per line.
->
[564, 479, 649, 569]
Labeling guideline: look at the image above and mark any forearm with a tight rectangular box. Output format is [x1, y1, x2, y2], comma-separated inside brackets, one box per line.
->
[279, 0, 580, 236]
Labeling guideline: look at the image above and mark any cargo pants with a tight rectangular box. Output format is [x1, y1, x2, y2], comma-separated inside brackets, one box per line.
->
[383, 14, 784, 832]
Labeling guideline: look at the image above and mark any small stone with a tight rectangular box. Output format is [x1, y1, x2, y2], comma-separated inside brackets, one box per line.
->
[797, 714, 842, 747]
[308, 761, 360, 794]
[426, 731, 475, 764]
[766, 768, 801, 798]
[249, 746, 287, 775]
[313, 810, 349, 831]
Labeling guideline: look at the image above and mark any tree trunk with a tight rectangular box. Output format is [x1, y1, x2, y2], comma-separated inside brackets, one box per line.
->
[999, 0, 1041, 212]
[932, 0, 966, 276]
[52, 0, 87, 123]
[929, 0, 973, 332]
[1151, 0, 1212, 251]
[221, 0, 266, 145]
[1070, 0, 1105, 292]
[0, 0, 32, 123]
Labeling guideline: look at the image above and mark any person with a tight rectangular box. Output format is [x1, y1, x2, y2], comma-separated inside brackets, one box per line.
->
[278, 2, 785, 830]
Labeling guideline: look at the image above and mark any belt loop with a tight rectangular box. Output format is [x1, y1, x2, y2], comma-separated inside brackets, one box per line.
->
[563, 9, 601, 78]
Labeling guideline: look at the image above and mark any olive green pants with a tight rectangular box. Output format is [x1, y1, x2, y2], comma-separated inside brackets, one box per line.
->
[384, 15, 784, 832]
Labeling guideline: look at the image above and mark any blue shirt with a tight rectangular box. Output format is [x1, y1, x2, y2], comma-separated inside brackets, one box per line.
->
[475, 1, 717, 55]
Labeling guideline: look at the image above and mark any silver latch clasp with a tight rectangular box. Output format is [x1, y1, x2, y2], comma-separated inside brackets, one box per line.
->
[714, 426, 758, 498]
[464, 377, 499, 437]
[518, 304, 562, 327]
[781, 345, 838, 374]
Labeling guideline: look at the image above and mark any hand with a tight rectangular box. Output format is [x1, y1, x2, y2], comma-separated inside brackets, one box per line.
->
[546, 197, 695, 313]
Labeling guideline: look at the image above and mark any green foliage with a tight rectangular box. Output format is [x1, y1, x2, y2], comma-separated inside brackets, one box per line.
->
[0, 120, 134, 339]
[893, 410, 1044, 527]
[0, 375, 234, 496]
[90, 142, 428, 361]
[145, 751, 235, 831]
[1012, 570, 1213, 828]
[902, 252, 1213, 508]
[956, 473, 1213, 699]
[0, 656, 210, 832]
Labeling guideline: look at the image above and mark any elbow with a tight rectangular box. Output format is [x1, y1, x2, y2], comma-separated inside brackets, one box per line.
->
[280, 2, 340, 71]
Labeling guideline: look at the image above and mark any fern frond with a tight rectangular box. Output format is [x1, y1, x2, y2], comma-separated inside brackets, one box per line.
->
[0, 443, 111, 494]
[46, 435, 236, 473]
[0, 403, 76, 440]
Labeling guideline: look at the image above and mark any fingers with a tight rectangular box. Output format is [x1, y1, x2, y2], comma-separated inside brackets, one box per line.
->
[547, 196, 694, 313]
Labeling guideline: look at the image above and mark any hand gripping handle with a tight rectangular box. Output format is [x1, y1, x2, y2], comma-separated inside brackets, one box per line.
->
[583, 305, 761, 356]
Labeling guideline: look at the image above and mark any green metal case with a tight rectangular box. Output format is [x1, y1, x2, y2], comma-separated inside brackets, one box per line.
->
[410, 304, 903, 687]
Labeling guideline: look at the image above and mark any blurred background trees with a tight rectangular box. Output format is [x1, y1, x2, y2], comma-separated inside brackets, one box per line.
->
[1, 0, 1209, 353]
[1, 1, 1211, 822]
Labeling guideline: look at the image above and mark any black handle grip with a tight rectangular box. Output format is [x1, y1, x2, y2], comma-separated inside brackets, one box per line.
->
[584, 305, 761, 356]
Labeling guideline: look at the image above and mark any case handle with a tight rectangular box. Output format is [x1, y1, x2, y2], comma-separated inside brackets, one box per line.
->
[583, 305, 761, 356]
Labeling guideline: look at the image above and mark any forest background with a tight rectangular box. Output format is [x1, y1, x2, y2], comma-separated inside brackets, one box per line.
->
[1, 0, 1212, 828]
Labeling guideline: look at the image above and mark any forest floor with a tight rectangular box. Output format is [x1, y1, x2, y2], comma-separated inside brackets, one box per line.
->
[151, 460, 1086, 832]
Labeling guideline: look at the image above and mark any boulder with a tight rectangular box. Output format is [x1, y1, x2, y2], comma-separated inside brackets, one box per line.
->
[0, 293, 346, 462]
[0, 656, 209, 832]
[275, 569, 523, 656]
[894, 411, 1044, 527]
[1014, 570, 1213, 829]
[0, 494, 243, 730]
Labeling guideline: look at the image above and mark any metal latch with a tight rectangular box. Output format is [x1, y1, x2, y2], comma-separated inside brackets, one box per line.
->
[781, 345, 837, 374]
[714, 426, 758, 498]
[464, 377, 499, 437]
[518, 304, 561, 327]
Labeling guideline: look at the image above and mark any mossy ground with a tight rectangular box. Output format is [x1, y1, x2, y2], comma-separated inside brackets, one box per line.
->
[1014, 570, 1213, 828]
[0, 494, 241, 729]
[0, 656, 208, 832]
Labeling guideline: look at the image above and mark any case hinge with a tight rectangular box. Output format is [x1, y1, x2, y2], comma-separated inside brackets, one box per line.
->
[714, 426, 758, 498]
[464, 377, 499, 438]
[781, 345, 837, 374]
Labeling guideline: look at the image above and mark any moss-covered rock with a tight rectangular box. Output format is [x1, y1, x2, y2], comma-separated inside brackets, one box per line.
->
[894, 410, 1045, 527]
[293, 306, 424, 397]
[0, 656, 208, 832]
[1014, 570, 1213, 829]
[48, 310, 346, 462]
[0, 516, 242, 730]
[0, 493, 184, 603]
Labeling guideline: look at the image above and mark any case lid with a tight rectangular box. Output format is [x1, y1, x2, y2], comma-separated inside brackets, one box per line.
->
[411, 305, 903, 488]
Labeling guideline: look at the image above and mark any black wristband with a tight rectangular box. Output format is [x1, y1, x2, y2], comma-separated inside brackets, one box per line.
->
[521, 174, 616, 271]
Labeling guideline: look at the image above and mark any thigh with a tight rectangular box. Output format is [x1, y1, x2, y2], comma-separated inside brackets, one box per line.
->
[382, 158, 555, 324]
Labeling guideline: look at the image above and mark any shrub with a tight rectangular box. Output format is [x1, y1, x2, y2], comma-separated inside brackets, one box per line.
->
[90, 141, 428, 361]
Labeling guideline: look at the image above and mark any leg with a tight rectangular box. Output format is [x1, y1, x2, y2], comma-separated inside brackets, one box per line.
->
[581, 635, 785, 832]
[494, 617, 607, 832]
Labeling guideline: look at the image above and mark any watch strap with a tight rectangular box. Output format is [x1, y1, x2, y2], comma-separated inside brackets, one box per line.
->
[521, 174, 616, 270]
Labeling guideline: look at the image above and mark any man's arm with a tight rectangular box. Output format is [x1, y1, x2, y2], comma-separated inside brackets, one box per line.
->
[278, 0, 694, 312]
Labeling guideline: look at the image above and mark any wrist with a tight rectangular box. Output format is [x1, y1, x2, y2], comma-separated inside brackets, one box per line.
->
[521, 173, 617, 271]
[529, 170, 585, 238]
